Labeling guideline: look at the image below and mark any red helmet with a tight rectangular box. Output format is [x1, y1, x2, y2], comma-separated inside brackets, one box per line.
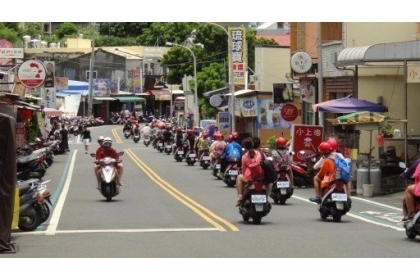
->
[327, 138, 338, 151]
[213, 132, 222, 140]
[232, 132, 239, 139]
[187, 129, 193, 135]
[227, 135, 233, 142]
[276, 137, 287, 148]
[318, 142, 332, 154]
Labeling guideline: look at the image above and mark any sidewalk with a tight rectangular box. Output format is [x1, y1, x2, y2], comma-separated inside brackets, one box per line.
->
[353, 190, 404, 208]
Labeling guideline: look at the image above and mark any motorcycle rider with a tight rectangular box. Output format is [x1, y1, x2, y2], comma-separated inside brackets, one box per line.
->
[141, 123, 152, 138]
[163, 124, 173, 146]
[184, 129, 196, 155]
[309, 142, 336, 204]
[209, 132, 226, 168]
[94, 137, 124, 193]
[235, 137, 265, 206]
[313, 138, 351, 201]
[132, 123, 141, 138]
[123, 121, 134, 137]
[221, 132, 242, 175]
[400, 159, 420, 221]
[270, 137, 294, 191]
[198, 131, 212, 160]
[173, 127, 185, 154]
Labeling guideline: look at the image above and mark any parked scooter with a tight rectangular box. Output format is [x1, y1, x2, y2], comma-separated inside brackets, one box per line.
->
[18, 179, 53, 231]
[91, 152, 124, 202]
[238, 179, 271, 224]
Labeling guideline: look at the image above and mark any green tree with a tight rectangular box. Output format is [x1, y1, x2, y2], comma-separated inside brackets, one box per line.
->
[136, 22, 199, 46]
[0, 23, 19, 43]
[55, 22, 78, 39]
[99, 22, 151, 37]
[21, 22, 42, 39]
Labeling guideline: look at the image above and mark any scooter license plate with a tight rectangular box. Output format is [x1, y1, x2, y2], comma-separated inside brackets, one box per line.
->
[202, 156, 210, 160]
[332, 193, 347, 201]
[166, 145, 172, 149]
[229, 170, 238, 175]
[251, 195, 267, 203]
[189, 154, 196, 158]
[178, 151, 184, 155]
[158, 143, 163, 147]
[215, 164, 221, 169]
[276, 181, 289, 188]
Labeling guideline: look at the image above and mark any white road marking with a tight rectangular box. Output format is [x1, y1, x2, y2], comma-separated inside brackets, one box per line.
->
[45, 150, 77, 235]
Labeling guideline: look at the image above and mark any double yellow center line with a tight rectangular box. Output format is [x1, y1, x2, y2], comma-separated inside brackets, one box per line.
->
[125, 149, 239, 232]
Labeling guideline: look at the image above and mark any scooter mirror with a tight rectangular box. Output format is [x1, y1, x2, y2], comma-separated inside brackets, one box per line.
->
[118, 151, 124, 156]
[398, 162, 407, 169]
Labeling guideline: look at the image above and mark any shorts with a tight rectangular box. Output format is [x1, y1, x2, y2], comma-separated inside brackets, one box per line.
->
[83, 139, 90, 145]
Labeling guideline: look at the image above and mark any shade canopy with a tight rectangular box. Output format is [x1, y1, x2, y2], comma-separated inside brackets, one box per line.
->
[312, 95, 388, 113]
[336, 111, 387, 125]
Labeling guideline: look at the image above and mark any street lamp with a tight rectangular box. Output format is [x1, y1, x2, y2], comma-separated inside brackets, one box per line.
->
[165, 41, 202, 128]
[206, 22, 235, 133]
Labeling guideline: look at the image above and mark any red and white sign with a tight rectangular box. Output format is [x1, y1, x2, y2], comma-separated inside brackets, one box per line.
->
[281, 103, 298, 121]
[291, 124, 324, 163]
[18, 60, 46, 88]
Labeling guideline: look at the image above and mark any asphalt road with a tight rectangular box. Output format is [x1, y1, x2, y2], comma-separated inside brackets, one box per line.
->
[2, 124, 415, 278]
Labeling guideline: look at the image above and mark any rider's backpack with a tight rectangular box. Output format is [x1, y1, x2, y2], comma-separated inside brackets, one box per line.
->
[332, 156, 352, 182]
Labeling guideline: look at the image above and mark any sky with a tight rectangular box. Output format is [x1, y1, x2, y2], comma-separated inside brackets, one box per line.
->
[6, 0, 417, 22]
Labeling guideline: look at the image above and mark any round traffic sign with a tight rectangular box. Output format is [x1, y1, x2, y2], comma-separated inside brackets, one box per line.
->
[18, 60, 46, 88]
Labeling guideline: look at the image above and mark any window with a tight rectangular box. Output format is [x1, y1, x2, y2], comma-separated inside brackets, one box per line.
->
[86, 70, 97, 80]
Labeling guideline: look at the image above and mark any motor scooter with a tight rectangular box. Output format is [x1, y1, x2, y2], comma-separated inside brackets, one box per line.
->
[238, 178, 271, 224]
[317, 180, 351, 222]
[18, 179, 53, 231]
[91, 152, 124, 202]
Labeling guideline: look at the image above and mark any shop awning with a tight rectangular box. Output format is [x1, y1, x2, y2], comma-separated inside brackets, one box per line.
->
[13, 100, 41, 110]
[93, 97, 117, 101]
[114, 96, 145, 103]
[43, 108, 63, 118]
[225, 89, 256, 97]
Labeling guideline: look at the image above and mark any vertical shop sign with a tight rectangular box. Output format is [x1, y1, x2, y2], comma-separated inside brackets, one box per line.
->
[291, 124, 324, 163]
[229, 27, 246, 86]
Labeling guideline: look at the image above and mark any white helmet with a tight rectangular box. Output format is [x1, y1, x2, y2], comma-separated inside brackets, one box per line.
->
[103, 137, 112, 148]
[97, 136, 105, 143]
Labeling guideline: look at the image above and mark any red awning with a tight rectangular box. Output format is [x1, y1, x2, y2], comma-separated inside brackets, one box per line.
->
[43, 108, 63, 118]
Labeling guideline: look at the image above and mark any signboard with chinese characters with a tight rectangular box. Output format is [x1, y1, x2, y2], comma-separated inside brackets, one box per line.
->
[0, 48, 23, 59]
[291, 124, 324, 163]
[407, 66, 420, 83]
[229, 27, 246, 86]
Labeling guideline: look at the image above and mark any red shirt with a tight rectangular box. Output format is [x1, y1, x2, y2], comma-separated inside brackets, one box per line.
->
[96, 147, 120, 161]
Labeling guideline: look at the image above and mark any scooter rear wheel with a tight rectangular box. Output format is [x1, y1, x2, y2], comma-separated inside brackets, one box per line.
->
[18, 209, 41, 231]
[406, 227, 417, 239]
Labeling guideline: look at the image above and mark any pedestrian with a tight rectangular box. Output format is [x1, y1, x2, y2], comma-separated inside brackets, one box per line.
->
[80, 126, 92, 154]
[59, 123, 69, 153]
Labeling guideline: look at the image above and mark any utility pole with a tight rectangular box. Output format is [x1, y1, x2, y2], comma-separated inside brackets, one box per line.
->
[87, 39, 95, 117]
